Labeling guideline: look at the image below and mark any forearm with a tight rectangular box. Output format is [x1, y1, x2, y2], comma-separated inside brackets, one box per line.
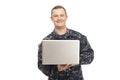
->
[80, 49, 94, 64]
[38, 62, 51, 76]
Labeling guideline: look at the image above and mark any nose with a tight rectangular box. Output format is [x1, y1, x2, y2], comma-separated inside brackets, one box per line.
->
[57, 16, 61, 20]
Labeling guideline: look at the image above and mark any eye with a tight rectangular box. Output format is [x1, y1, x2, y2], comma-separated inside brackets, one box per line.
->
[61, 14, 64, 17]
[53, 15, 58, 17]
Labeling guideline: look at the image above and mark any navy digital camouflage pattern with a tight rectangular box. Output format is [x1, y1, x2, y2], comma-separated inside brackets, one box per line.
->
[38, 28, 94, 80]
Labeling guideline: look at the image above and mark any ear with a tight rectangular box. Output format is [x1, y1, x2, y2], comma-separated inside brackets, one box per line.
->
[50, 16, 53, 21]
[66, 15, 68, 20]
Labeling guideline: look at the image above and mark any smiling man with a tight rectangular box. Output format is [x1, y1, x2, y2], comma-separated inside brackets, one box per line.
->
[38, 5, 94, 80]
[51, 6, 68, 35]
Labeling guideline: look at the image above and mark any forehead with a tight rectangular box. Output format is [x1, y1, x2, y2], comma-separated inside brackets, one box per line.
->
[52, 8, 66, 15]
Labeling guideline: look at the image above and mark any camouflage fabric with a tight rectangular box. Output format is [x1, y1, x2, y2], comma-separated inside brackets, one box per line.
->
[38, 28, 94, 80]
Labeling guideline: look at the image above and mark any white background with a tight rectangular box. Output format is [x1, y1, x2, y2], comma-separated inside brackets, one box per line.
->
[0, 0, 120, 80]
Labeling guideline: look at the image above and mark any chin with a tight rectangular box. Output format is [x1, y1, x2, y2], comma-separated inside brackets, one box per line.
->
[56, 25, 65, 29]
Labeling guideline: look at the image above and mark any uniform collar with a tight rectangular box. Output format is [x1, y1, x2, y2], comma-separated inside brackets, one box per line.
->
[52, 28, 70, 39]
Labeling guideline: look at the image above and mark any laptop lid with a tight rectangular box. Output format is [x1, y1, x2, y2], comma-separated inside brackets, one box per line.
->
[42, 40, 80, 65]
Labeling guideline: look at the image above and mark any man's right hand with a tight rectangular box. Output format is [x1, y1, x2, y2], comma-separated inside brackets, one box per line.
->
[57, 64, 75, 71]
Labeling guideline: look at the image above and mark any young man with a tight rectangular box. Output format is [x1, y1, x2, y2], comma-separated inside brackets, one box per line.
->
[38, 5, 94, 80]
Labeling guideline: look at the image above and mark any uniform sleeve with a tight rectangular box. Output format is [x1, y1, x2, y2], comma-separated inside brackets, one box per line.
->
[80, 35, 94, 65]
[38, 43, 52, 76]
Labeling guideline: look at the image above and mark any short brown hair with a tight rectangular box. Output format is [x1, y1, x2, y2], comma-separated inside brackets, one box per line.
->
[51, 5, 67, 15]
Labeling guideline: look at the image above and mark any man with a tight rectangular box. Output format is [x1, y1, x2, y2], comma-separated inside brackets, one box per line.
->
[38, 5, 94, 80]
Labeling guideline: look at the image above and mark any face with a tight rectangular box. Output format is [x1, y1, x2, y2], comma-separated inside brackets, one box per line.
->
[51, 8, 67, 29]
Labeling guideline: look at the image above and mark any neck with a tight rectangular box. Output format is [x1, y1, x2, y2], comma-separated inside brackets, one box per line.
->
[54, 27, 67, 35]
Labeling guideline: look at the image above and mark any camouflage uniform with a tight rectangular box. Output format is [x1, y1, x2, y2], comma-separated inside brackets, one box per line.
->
[38, 29, 94, 80]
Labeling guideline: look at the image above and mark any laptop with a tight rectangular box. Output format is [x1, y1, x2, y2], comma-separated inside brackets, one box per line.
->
[42, 40, 80, 65]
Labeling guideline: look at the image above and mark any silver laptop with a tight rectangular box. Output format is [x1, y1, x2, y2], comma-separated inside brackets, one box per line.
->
[42, 40, 80, 65]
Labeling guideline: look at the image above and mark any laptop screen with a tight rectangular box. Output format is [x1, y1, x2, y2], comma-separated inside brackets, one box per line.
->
[42, 40, 80, 65]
